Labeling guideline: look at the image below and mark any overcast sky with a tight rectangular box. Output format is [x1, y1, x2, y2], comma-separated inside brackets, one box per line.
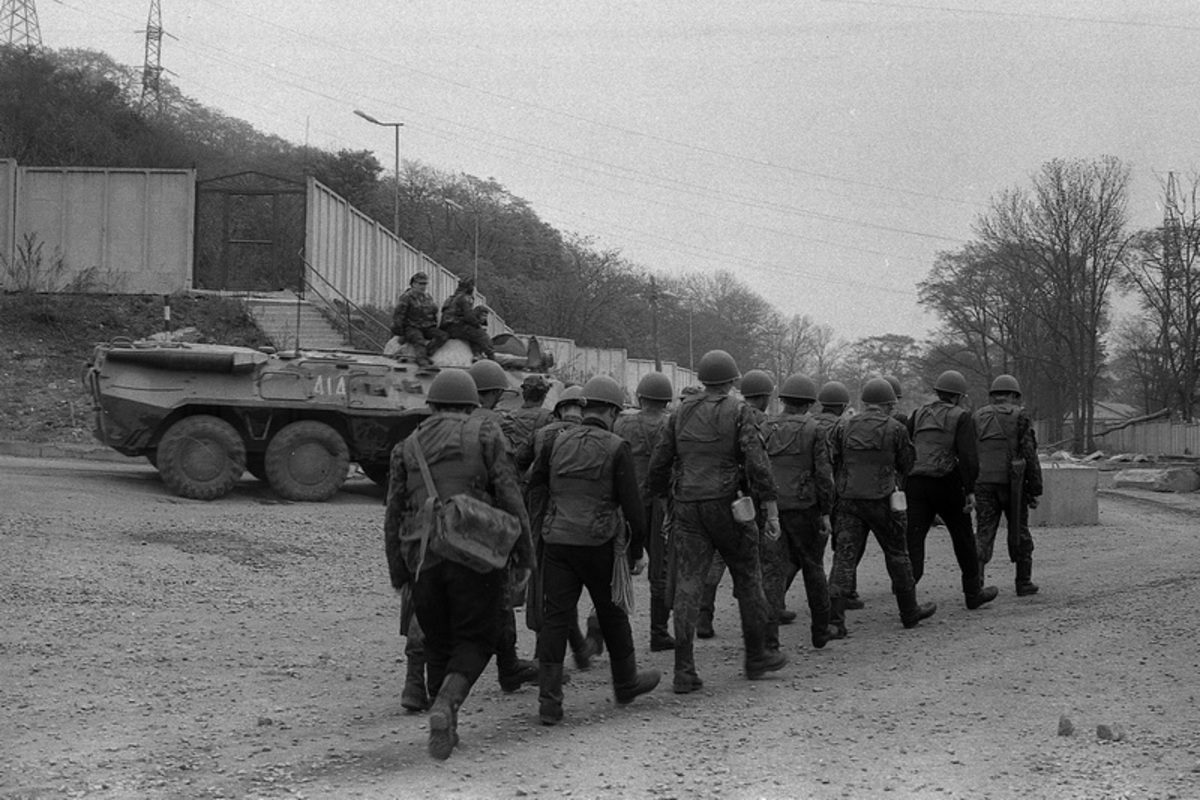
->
[36, 1, 1200, 342]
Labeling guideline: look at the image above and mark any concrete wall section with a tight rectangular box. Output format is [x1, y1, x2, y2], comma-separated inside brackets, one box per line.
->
[1029, 463, 1098, 527]
[625, 358, 700, 397]
[304, 178, 508, 337]
[14, 167, 194, 293]
[0, 159, 14, 279]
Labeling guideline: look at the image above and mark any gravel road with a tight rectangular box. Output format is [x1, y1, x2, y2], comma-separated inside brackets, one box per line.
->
[2, 455, 1199, 800]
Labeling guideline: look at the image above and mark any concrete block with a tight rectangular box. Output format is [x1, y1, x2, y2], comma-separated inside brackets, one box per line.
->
[1030, 463, 1098, 527]
[1112, 467, 1200, 494]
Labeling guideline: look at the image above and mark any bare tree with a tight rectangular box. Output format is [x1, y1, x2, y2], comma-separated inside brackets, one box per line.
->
[761, 312, 824, 383]
[1123, 173, 1200, 420]
[973, 157, 1132, 451]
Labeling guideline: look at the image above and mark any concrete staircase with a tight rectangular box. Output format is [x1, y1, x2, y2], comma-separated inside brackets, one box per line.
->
[242, 293, 350, 351]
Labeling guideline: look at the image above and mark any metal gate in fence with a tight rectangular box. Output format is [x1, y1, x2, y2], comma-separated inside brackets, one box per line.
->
[194, 171, 306, 293]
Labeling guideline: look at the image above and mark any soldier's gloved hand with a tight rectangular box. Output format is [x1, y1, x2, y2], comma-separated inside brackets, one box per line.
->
[630, 557, 647, 576]
[819, 515, 832, 537]
[963, 493, 976, 515]
[1027, 497, 1039, 509]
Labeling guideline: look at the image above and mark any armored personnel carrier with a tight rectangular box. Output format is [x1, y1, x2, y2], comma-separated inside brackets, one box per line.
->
[83, 338, 550, 501]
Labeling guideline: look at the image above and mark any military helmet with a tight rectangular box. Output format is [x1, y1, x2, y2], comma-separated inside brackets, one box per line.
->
[779, 373, 818, 402]
[554, 385, 585, 411]
[933, 369, 969, 396]
[884, 375, 903, 400]
[580, 375, 625, 409]
[860, 377, 897, 405]
[468, 359, 511, 393]
[697, 349, 740, 385]
[427, 369, 481, 407]
[817, 380, 850, 406]
[636, 372, 674, 402]
[739, 369, 775, 399]
[990, 374, 1022, 396]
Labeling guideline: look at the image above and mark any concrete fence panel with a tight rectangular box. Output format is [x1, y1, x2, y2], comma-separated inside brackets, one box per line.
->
[12, 166, 193, 293]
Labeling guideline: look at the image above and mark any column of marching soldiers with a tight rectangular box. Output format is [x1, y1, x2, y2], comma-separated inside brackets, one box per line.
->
[383, 349, 1043, 761]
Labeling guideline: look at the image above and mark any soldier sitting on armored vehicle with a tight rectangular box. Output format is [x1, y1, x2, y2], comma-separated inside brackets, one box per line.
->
[439, 277, 496, 361]
[390, 272, 447, 367]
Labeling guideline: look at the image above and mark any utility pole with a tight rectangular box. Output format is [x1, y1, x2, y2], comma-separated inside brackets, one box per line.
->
[649, 276, 662, 372]
[1, 0, 42, 49]
[139, 0, 165, 117]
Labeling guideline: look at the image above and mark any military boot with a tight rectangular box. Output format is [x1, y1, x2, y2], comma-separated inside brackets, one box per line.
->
[672, 621, 703, 694]
[810, 604, 840, 649]
[964, 575, 999, 610]
[1016, 559, 1039, 596]
[427, 672, 471, 761]
[400, 652, 430, 712]
[649, 597, 676, 652]
[765, 619, 781, 654]
[538, 662, 565, 725]
[495, 625, 539, 692]
[828, 594, 849, 639]
[897, 589, 937, 629]
[742, 602, 787, 679]
[612, 653, 661, 705]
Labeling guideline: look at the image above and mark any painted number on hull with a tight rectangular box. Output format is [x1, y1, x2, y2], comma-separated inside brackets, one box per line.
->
[313, 375, 347, 397]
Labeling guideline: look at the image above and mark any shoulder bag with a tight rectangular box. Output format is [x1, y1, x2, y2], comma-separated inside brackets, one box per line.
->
[411, 417, 522, 575]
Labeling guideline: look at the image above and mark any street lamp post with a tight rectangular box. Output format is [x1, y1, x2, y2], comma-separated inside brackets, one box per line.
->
[353, 109, 403, 237]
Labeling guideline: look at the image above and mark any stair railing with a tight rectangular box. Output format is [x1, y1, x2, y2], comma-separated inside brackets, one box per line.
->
[300, 255, 392, 352]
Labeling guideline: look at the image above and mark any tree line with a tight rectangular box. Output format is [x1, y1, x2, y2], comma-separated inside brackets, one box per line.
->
[4, 46, 1196, 446]
[919, 158, 1200, 449]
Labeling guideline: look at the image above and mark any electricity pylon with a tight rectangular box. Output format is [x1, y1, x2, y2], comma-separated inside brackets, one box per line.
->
[1, 0, 43, 50]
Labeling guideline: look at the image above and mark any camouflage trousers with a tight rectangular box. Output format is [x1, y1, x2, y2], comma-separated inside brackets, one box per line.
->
[645, 498, 669, 604]
[672, 498, 769, 680]
[403, 325, 448, 360]
[776, 508, 831, 622]
[975, 483, 1035, 565]
[829, 498, 916, 600]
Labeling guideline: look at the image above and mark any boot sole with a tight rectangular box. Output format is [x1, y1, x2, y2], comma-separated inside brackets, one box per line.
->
[428, 711, 455, 760]
[615, 677, 662, 705]
[745, 658, 788, 680]
[649, 641, 676, 652]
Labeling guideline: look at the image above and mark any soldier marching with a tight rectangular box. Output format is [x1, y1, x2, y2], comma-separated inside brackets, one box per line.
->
[384, 349, 1047, 760]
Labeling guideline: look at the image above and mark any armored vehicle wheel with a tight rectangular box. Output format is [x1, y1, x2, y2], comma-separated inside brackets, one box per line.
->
[157, 415, 246, 500]
[265, 420, 350, 501]
[245, 453, 268, 482]
[360, 462, 390, 488]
